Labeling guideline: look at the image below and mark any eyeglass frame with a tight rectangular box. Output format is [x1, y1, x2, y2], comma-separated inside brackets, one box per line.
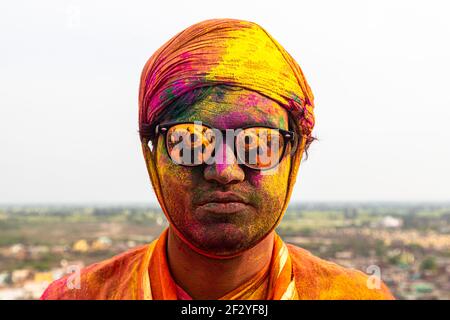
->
[140, 121, 299, 170]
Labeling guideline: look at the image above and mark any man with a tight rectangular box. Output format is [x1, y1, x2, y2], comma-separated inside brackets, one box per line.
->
[41, 18, 393, 300]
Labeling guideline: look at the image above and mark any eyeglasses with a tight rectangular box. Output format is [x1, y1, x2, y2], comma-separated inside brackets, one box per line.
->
[142, 121, 298, 170]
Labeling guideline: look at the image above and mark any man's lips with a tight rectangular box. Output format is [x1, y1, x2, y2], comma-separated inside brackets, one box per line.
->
[197, 202, 250, 214]
[195, 192, 251, 214]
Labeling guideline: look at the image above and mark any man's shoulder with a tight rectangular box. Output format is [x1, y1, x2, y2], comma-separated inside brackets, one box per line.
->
[286, 243, 395, 300]
[40, 244, 150, 300]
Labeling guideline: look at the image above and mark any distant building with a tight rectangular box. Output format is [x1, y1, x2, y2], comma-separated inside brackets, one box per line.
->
[9, 244, 25, 255]
[91, 236, 112, 251]
[127, 240, 137, 248]
[29, 245, 50, 258]
[23, 281, 49, 300]
[72, 239, 89, 252]
[0, 288, 25, 300]
[379, 216, 403, 228]
[8, 244, 27, 259]
[51, 245, 68, 254]
[11, 269, 31, 284]
[33, 272, 53, 283]
[50, 268, 65, 281]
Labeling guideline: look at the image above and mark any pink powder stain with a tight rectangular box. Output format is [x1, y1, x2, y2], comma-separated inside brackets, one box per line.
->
[251, 172, 264, 187]
[212, 112, 251, 129]
[214, 143, 236, 172]
[180, 51, 191, 60]
[148, 51, 200, 119]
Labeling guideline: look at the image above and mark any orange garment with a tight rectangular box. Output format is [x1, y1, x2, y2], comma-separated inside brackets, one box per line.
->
[40, 228, 394, 300]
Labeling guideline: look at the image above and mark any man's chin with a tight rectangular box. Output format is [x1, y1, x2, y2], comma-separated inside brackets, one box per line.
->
[185, 223, 257, 257]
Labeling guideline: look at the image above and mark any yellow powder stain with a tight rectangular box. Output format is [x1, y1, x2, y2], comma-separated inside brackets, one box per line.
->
[204, 24, 305, 107]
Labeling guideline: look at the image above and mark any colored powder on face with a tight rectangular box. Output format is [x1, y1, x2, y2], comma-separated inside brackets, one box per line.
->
[139, 19, 315, 259]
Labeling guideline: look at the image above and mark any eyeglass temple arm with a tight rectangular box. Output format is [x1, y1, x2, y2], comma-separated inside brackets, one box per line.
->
[286, 131, 299, 156]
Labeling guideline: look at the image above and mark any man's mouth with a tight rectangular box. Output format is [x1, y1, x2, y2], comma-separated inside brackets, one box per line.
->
[198, 202, 250, 214]
[196, 192, 250, 214]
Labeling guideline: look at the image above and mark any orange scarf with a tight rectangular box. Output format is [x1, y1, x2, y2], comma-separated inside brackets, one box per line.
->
[148, 229, 298, 300]
[40, 228, 298, 300]
[41, 228, 394, 300]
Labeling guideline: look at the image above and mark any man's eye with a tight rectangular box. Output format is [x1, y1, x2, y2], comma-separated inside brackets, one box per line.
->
[184, 132, 203, 148]
[243, 134, 259, 150]
[170, 134, 183, 144]
[203, 130, 215, 144]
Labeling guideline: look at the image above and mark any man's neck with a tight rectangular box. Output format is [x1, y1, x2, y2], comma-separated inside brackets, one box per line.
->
[166, 226, 274, 300]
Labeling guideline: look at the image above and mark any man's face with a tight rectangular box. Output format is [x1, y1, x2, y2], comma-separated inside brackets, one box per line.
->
[150, 86, 292, 257]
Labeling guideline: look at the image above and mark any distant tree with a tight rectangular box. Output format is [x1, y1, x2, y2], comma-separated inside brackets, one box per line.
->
[387, 254, 401, 266]
[420, 256, 437, 271]
[374, 240, 386, 258]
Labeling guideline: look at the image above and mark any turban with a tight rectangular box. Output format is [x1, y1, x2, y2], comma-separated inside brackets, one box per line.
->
[139, 18, 315, 258]
[138, 18, 315, 142]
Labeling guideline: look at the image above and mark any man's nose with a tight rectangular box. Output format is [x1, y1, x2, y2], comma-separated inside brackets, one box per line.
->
[203, 141, 245, 185]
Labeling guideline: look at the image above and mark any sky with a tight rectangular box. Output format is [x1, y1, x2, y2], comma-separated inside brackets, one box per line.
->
[1, 0, 449, 204]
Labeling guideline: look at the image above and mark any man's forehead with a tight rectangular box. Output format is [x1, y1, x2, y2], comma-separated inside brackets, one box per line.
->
[171, 88, 289, 129]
